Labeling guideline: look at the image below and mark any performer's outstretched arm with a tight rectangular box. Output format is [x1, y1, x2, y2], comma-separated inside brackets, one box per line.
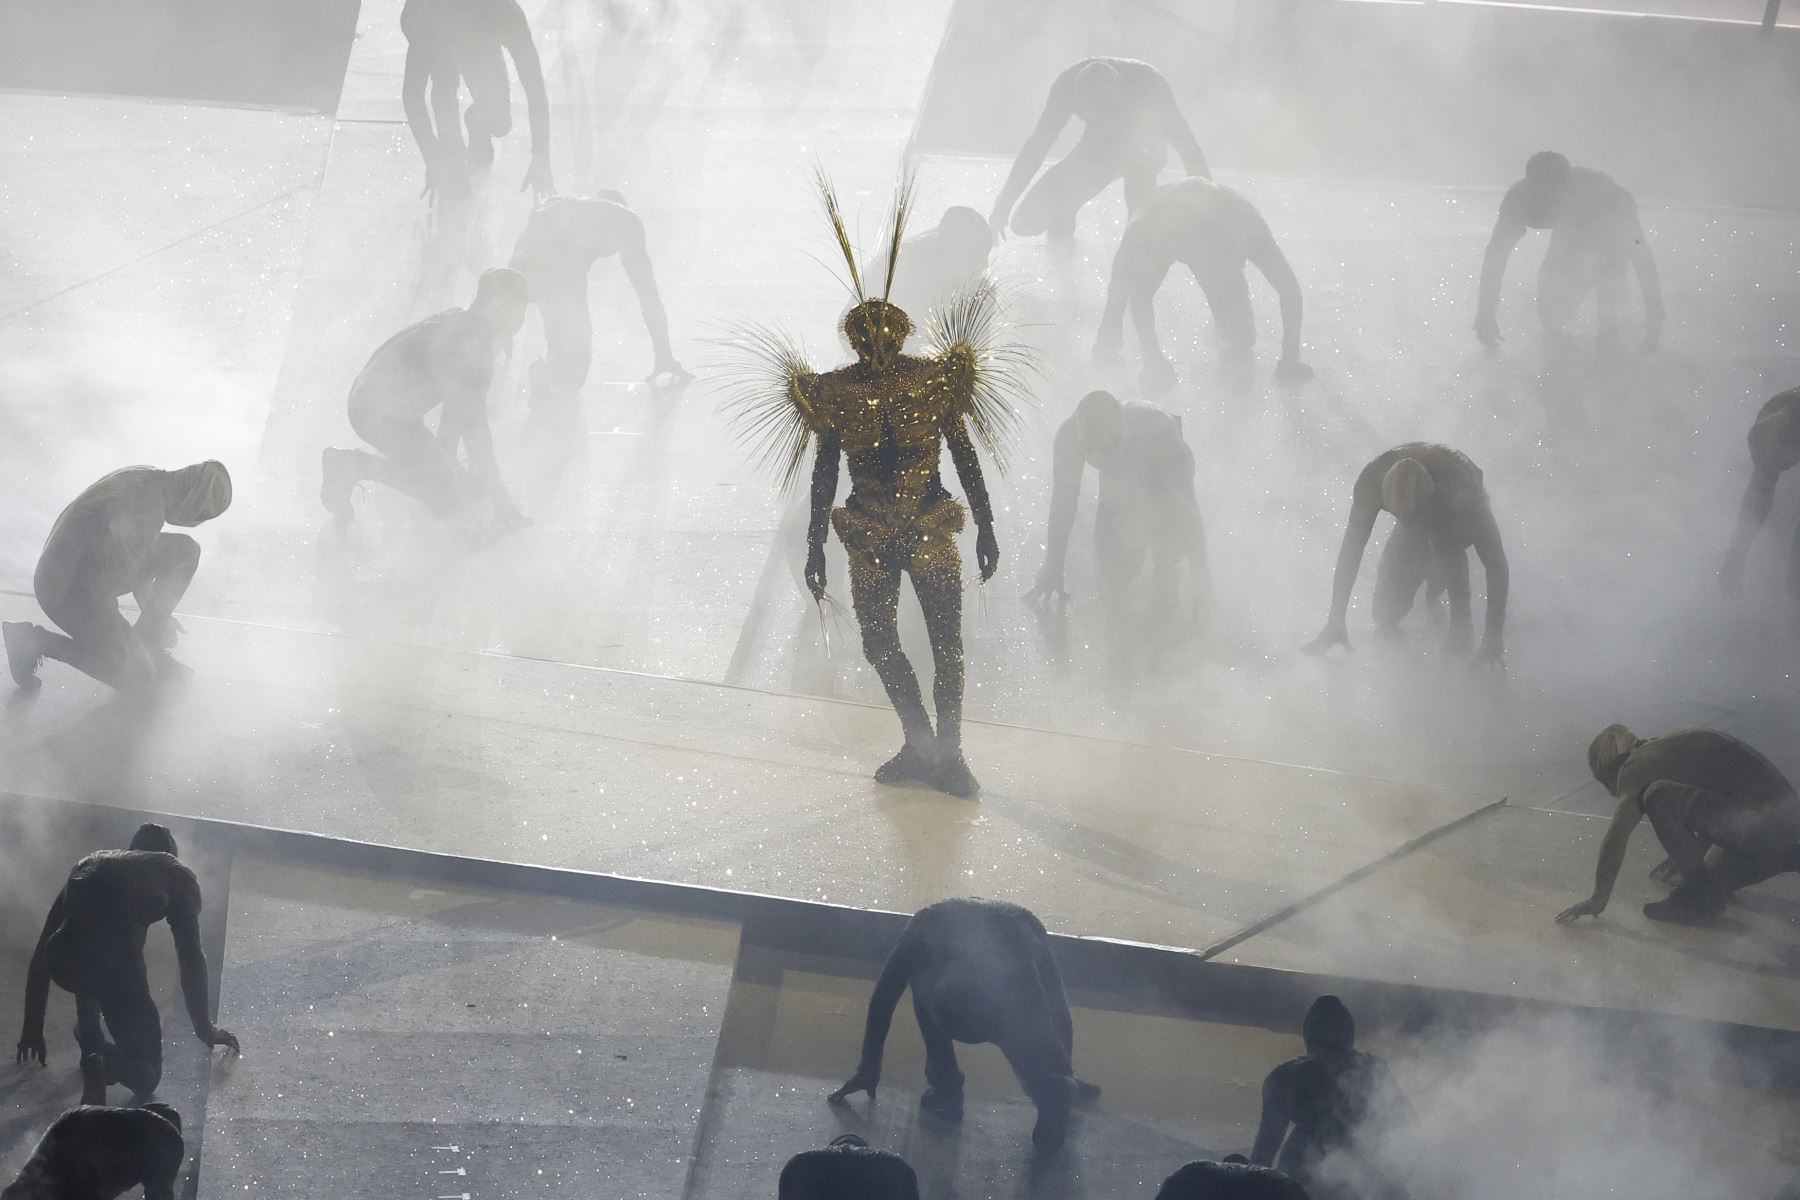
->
[1475, 189, 1528, 347]
[805, 430, 840, 599]
[1304, 468, 1383, 653]
[829, 922, 928, 1100]
[1028, 420, 1085, 602]
[947, 417, 998, 580]
[1154, 76, 1210, 180]
[1246, 219, 1308, 377]
[619, 238, 685, 378]
[1471, 505, 1509, 663]
[989, 70, 1077, 235]
[499, 0, 553, 199]
[1556, 794, 1645, 923]
[16, 889, 63, 1065]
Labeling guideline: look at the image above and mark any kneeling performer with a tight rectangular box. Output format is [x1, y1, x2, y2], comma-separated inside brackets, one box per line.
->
[1303, 443, 1508, 666]
[4, 462, 232, 692]
[827, 898, 1100, 1150]
[1095, 177, 1310, 392]
[1558, 724, 1800, 925]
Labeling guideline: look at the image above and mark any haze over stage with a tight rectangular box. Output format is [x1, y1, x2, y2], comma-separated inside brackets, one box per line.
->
[5, 0, 1800, 1196]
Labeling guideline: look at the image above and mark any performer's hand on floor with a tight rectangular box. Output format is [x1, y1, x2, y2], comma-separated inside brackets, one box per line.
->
[1555, 896, 1604, 925]
[828, 1067, 879, 1103]
[16, 1031, 46, 1066]
[208, 1026, 241, 1054]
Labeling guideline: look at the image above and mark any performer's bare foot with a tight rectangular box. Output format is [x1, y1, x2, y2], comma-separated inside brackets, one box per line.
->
[875, 744, 936, 786]
[932, 753, 980, 799]
[3, 622, 43, 689]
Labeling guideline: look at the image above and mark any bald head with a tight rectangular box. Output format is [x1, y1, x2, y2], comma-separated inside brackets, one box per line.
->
[1380, 457, 1435, 525]
[1074, 390, 1124, 458]
[129, 823, 179, 856]
[1072, 59, 1126, 114]
[472, 267, 530, 339]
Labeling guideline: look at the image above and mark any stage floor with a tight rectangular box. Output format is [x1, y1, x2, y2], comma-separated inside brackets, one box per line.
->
[5, 0, 1800, 1117]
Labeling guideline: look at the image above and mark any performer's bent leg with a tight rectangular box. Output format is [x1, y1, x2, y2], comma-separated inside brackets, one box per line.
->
[1119, 141, 1167, 217]
[74, 992, 111, 1103]
[1593, 255, 1628, 355]
[98, 978, 164, 1098]
[339, 411, 465, 517]
[132, 533, 199, 649]
[461, 42, 513, 167]
[915, 994, 965, 1121]
[1371, 522, 1431, 634]
[848, 547, 936, 780]
[530, 267, 594, 410]
[1536, 235, 1595, 350]
[1011, 141, 1120, 240]
[29, 586, 159, 691]
[1641, 781, 1733, 920]
[1432, 540, 1473, 653]
[1197, 267, 1256, 361]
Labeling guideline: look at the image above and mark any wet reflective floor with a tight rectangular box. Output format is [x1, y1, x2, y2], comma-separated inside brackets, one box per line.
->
[5, 2, 1800, 1192]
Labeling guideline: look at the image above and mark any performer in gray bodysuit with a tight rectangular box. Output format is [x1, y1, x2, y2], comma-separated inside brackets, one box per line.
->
[990, 57, 1210, 242]
[1026, 390, 1207, 629]
[1303, 444, 1508, 667]
[1095, 178, 1310, 392]
[4, 462, 231, 692]
[508, 191, 689, 410]
[1558, 725, 1800, 926]
[1474, 151, 1663, 356]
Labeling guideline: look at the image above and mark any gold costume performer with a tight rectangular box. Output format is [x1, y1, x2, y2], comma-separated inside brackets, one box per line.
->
[724, 171, 1030, 798]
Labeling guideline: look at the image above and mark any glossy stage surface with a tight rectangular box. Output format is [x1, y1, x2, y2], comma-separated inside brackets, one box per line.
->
[5, 12, 1800, 1192]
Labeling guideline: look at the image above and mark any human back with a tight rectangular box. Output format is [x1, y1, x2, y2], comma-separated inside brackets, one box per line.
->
[1618, 729, 1794, 800]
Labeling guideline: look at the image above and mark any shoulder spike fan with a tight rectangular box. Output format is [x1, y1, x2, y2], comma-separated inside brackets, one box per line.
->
[922, 277, 1036, 472]
[714, 322, 820, 493]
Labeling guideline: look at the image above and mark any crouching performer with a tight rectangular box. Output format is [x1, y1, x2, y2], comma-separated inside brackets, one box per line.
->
[1558, 724, 1800, 926]
[4, 462, 232, 693]
[1095, 178, 1310, 393]
[2, 1103, 184, 1200]
[827, 898, 1100, 1150]
[723, 170, 1031, 798]
[16, 824, 239, 1105]
[1303, 444, 1508, 666]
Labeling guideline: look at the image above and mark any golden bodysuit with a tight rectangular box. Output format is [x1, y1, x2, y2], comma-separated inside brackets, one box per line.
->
[724, 169, 1025, 796]
[794, 306, 997, 793]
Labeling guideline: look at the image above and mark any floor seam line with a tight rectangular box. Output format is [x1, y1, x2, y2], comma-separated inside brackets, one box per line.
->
[0, 587, 1443, 793]
[1194, 796, 1511, 963]
[0, 175, 327, 323]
